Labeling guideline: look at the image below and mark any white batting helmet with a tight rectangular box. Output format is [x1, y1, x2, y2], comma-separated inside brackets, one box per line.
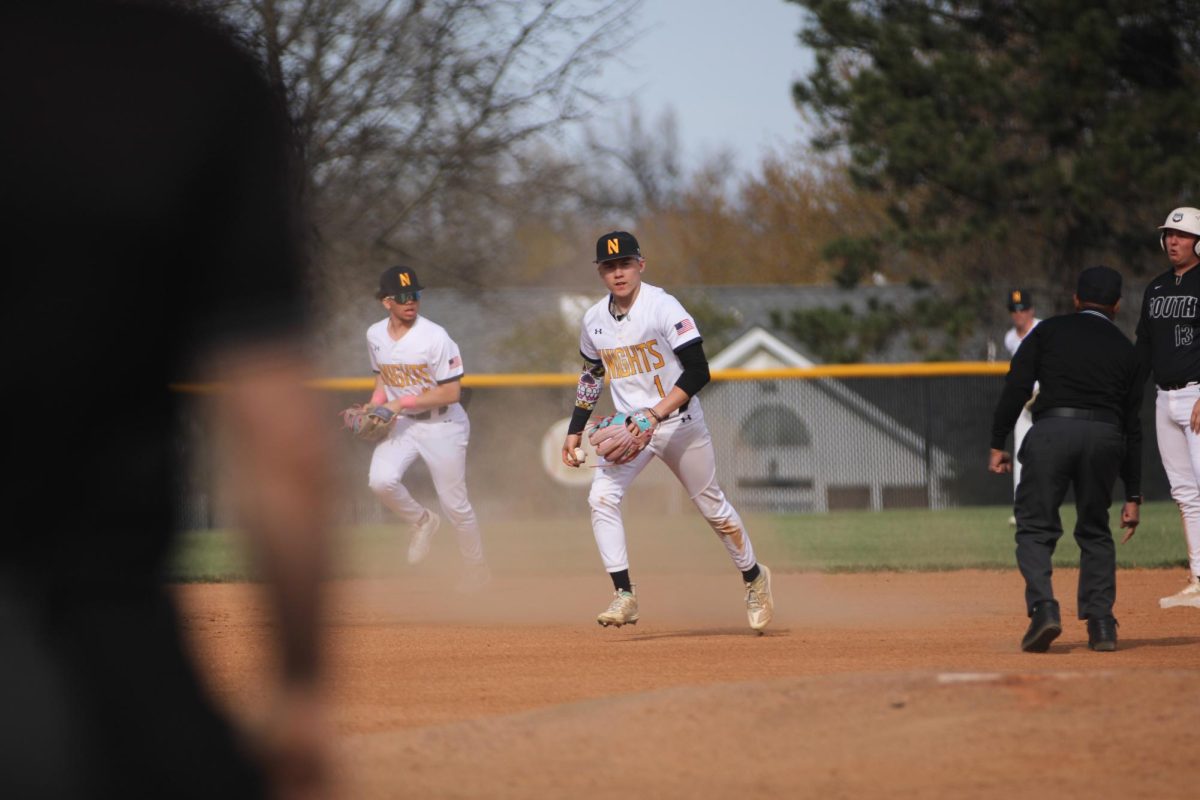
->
[1158, 206, 1200, 257]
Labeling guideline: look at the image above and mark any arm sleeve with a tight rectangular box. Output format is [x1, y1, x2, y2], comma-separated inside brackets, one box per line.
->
[1120, 352, 1144, 497]
[674, 340, 711, 398]
[1133, 287, 1154, 387]
[990, 329, 1040, 449]
[567, 358, 605, 435]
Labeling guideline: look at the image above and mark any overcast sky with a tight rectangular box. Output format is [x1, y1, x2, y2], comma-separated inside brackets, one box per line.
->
[584, 0, 814, 172]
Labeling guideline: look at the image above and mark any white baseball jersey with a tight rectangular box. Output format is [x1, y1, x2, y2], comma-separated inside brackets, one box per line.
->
[368, 315, 464, 403]
[1004, 318, 1041, 356]
[579, 282, 702, 413]
[364, 314, 484, 568]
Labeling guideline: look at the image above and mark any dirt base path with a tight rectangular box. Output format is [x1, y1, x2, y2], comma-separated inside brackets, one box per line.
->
[177, 569, 1200, 798]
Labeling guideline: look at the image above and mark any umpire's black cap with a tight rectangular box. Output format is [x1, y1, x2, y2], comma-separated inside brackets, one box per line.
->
[1006, 288, 1033, 311]
[1077, 266, 1122, 306]
[379, 265, 423, 296]
[595, 231, 641, 263]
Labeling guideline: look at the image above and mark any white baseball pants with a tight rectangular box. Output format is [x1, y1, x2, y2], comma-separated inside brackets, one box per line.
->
[368, 405, 485, 566]
[1156, 384, 1200, 578]
[588, 407, 756, 573]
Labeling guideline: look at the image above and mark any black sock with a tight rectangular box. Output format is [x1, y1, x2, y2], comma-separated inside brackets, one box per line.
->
[610, 569, 632, 593]
[742, 564, 760, 583]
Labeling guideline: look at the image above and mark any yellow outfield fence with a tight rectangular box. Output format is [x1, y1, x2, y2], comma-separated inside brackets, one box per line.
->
[172, 361, 1011, 394]
[172, 361, 1169, 530]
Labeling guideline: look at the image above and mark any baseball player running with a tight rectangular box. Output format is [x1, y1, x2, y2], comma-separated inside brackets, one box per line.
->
[560, 231, 774, 632]
[360, 266, 490, 592]
[1136, 206, 1200, 609]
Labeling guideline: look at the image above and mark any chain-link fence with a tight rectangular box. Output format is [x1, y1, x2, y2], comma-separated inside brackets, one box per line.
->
[174, 370, 1170, 531]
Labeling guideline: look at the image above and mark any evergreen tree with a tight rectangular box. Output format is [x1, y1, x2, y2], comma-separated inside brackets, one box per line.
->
[791, 0, 1200, 303]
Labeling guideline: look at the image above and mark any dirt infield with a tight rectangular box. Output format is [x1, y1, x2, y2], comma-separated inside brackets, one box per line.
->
[178, 569, 1199, 798]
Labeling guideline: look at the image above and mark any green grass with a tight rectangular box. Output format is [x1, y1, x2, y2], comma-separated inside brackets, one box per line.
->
[167, 502, 1190, 582]
[759, 502, 1188, 572]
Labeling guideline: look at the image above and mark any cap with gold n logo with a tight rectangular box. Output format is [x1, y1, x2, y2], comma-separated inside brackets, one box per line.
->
[594, 230, 641, 263]
[379, 265, 424, 297]
[1006, 288, 1032, 311]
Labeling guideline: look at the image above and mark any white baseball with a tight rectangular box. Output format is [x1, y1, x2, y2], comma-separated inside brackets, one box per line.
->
[574, 447, 587, 465]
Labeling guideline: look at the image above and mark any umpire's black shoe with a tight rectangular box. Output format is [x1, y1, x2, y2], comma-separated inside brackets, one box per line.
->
[1021, 600, 1062, 653]
[1087, 616, 1118, 652]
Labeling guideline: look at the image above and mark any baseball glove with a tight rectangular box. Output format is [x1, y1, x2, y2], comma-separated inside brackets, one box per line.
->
[588, 409, 656, 465]
[339, 403, 396, 443]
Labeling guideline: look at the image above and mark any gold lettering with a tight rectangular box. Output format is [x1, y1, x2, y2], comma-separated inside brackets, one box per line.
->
[614, 348, 631, 378]
[625, 345, 642, 373]
[607, 238, 620, 255]
[596, 341, 666, 382]
[379, 362, 437, 388]
[400, 273, 412, 287]
[601, 349, 620, 375]
[646, 339, 665, 369]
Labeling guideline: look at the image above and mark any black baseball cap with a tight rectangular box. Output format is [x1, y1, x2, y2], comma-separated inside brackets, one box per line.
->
[595, 231, 641, 263]
[1006, 288, 1033, 311]
[379, 265, 423, 296]
[1077, 266, 1122, 306]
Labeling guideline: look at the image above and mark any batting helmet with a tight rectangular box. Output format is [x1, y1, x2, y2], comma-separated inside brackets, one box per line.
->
[1158, 207, 1200, 257]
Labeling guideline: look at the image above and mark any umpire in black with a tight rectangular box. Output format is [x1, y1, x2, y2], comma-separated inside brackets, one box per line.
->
[989, 266, 1143, 653]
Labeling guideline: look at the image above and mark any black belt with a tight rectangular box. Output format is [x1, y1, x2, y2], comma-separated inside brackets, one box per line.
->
[1158, 380, 1199, 391]
[412, 405, 449, 420]
[1034, 407, 1120, 426]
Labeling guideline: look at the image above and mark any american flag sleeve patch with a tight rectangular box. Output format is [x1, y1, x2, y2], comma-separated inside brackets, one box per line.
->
[674, 319, 695, 335]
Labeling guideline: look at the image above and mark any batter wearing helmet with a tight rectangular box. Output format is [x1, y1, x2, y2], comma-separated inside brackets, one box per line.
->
[560, 231, 775, 632]
[1136, 206, 1200, 609]
[361, 266, 490, 592]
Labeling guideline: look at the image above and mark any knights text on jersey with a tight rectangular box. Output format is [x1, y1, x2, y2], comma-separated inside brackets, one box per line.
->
[367, 315, 465, 402]
[579, 282, 702, 412]
[1136, 267, 1200, 386]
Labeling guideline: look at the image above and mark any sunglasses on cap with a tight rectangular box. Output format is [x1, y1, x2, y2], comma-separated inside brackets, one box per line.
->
[390, 291, 421, 304]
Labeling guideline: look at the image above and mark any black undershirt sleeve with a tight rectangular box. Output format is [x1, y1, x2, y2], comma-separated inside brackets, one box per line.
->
[568, 405, 593, 436]
[674, 340, 710, 398]
[567, 357, 605, 435]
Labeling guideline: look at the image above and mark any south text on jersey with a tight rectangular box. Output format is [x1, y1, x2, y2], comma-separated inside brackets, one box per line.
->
[1149, 295, 1198, 319]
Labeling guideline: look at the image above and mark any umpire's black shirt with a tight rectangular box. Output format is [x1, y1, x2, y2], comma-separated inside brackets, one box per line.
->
[991, 309, 1142, 496]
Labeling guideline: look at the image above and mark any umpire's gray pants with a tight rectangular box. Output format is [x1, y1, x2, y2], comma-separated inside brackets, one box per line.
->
[1014, 417, 1125, 620]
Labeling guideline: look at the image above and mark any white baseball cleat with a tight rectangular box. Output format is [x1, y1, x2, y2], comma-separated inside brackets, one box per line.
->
[745, 564, 774, 632]
[407, 509, 440, 564]
[1159, 577, 1200, 609]
[455, 562, 492, 594]
[596, 588, 638, 627]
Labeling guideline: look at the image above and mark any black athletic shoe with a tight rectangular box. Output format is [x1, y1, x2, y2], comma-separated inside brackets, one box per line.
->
[1086, 616, 1118, 652]
[1021, 600, 1062, 653]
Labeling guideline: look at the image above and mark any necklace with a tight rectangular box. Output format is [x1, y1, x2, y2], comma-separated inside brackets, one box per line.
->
[608, 296, 629, 320]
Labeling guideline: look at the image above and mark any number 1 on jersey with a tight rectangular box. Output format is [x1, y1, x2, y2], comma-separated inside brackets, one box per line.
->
[653, 374, 665, 398]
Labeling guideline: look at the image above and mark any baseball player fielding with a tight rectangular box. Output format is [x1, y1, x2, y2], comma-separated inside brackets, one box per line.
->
[560, 230, 775, 633]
